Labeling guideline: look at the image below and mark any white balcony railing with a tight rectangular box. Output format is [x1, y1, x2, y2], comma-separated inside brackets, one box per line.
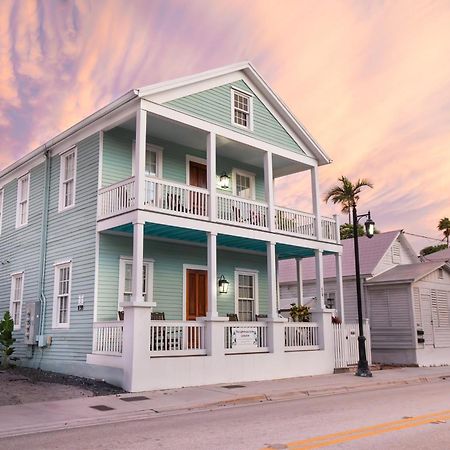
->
[321, 217, 338, 242]
[284, 322, 320, 351]
[275, 206, 316, 238]
[149, 321, 207, 356]
[145, 177, 209, 220]
[217, 194, 268, 229]
[98, 177, 136, 219]
[224, 322, 269, 354]
[93, 321, 123, 356]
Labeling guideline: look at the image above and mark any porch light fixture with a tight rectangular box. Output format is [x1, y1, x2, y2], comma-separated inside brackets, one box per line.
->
[218, 275, 229, 294]
[352, 206, 376, 378]
[219, 172, 231, 190]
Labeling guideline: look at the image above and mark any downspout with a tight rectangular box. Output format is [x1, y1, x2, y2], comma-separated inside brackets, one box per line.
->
[38, 148, 51, 341]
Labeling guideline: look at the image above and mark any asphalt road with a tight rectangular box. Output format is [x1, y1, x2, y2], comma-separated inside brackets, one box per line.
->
[2, 379, 450, 449]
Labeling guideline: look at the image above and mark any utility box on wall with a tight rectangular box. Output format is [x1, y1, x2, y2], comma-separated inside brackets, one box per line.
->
[24, 302, 40, 346]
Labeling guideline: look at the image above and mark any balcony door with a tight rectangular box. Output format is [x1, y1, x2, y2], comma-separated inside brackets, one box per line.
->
[188, 159, 207, 215]
[186, 269, 208, 320]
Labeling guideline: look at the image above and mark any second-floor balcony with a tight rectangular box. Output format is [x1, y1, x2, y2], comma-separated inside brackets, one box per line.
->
[97, 175, 338, 242]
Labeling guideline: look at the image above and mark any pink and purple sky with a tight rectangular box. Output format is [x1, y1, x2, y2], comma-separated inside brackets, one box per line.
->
[1, 0, 449, 251]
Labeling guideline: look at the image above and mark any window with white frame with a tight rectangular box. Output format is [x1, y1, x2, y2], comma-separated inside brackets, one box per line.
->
[16, 174, 30, 227]
[59, 148, 77, 211]
[232, 89, 252, 129]
[236, 270, 258, 321]
[233, 169, 255, 200]
[0, 188, 4, 235]
[118, 259, 154, 308]
[53, 262, 72, 328]
[10, 273, 24, 330]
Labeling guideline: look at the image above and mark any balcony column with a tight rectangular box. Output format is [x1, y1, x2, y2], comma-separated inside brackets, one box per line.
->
[135, 108, 147, 209]
[264, 151, 275, 231]
[267, 241, 278, 319]
[311, 165, 322, 240]
[207, 132, 217, 221]
[296, 257, 304, 306]
[314, 249, 325, 310]
[334, 214, 345, 321]
[206, 231, 218, 319]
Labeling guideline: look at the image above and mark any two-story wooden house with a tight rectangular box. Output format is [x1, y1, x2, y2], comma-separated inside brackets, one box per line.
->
[0, 62, 343, 391]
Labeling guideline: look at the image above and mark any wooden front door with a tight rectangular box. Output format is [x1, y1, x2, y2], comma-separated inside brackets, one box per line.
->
[189, 161, 207, 188]
[186, 269, 208, 320]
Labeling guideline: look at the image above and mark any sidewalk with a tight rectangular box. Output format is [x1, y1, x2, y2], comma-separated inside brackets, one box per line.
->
[0, 366, 449, 439]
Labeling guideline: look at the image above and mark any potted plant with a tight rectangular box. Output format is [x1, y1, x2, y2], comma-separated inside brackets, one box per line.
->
[0, 311, 16, 369]
[289, 303, 311, 322]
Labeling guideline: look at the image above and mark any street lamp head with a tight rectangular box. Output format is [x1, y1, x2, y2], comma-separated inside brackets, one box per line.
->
[364, 212, 375, 238]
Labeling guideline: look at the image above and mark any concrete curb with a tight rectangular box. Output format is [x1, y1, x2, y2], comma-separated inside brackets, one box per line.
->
[0, 372, 448, 439]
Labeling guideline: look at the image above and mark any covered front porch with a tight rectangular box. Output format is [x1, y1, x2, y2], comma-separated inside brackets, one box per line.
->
[87, 221, 342, 391]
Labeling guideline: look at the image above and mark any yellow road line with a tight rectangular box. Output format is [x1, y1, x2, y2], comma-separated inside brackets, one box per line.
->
[264, 409, 450, 450]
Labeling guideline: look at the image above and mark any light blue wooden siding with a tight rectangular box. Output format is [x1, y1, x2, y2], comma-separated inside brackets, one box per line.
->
[97, 234, 268, 321]
[101, 128, 266, 201]
[165, 79, 303, 154]
[0, 163, 46, 360]
[41, 134, 99, 363]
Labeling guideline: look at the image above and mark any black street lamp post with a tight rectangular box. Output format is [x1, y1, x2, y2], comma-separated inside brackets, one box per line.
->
[352, 206, 375, 377]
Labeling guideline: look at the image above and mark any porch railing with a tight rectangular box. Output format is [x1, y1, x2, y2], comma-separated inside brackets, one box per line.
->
[224, 322, 269, 354]
[149, 321, 207, 356]
[217, 194, 268, 229]
[284, 322, 320, 351]
[321, 216, 338, 242]
[145, 177, 209, 219]
[275, 206, 316, 238]
[93, 321, 123, 356]
[98, 177, 136, 219]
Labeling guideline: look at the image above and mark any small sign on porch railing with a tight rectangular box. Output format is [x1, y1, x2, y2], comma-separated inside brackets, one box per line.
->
[231, 328, 258, 349]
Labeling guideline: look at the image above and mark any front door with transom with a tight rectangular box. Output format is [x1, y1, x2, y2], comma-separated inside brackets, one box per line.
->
[186, 269, 208, 320]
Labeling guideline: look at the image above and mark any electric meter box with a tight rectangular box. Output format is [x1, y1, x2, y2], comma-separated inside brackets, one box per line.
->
[24, 302, 40, 345]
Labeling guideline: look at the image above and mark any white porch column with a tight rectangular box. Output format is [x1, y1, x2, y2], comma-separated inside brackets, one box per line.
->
[334, 214, 345, 321]
[132, 221, 144, 303]
[311, 165, 322, 240]
[296, 257, 304, 306]
[314, 249, 325, 309]
[207, 231, 218, 318]
[135, 108, 147, 209]
[264, 152, 275, 231]
[267, 241, 278, 319]
[207, 132, 217, 221]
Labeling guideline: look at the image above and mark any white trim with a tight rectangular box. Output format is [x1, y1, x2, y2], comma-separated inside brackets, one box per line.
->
[52, 259, 72, 266]
[0, 188, 4, 235]
[118, 257, 155, 310]
[232, 167, 256, 200]
[93, 232, 100, 322]
[131, 142, 163, 178]
[10, 272, 25, 331]
[182, 264, 208, 320]
[186, 155, 207, 185]
[15, 173, 30, 229]
[52, 261, 73, 329]
[98, 131, 104, 189]
[231, 87, 253, 131]
[58, 146, 77, 212]
[234, 268, 259, 319]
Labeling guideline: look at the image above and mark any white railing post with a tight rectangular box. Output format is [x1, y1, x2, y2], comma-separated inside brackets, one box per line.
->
[207, 231, 218, 319]
[311, 165, 322, 240]
[315, 249, 325, 309]
[207, 132, 217, 222]
[132, 221, 144, 303]
[264, 151, 275, 231]
[296, 257, 303, 306]
[267, 241, 278, 319]
[135, 108, 147, 209]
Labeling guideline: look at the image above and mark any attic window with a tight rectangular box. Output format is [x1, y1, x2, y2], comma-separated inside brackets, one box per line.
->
[438, 268, 444, 279]
[391, 242, 401, 264]
[232, 89, 252, 130]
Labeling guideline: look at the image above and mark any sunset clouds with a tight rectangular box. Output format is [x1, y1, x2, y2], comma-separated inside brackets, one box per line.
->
[1, 0, 449, 249]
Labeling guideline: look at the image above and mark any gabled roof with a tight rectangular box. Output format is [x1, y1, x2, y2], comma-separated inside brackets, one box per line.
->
[279, 230, 405, 283]
[366, 261, 449, 284]
[137, 61, 331, 165]
[421, 247, 450, 262]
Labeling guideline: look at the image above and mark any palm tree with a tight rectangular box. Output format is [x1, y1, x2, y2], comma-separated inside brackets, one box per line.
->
[438, 217, 450, 248]
[323, 176, 373, 223]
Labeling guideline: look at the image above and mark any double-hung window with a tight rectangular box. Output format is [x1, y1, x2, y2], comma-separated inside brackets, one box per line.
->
[232, 89, 252, 130]
[10, 272, 24, 330]
[59, 148, 77, 211]
[118, 258, 154, 308]
[235, 270, 258, 321]
[16, 174, 30, 228]
[233, 169, 255, 200]
[0, 189, 4, 235]
[53, 262, 72, 328]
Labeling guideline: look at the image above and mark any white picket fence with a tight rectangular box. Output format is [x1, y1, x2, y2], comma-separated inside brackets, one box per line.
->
[333, 320, 372, 369]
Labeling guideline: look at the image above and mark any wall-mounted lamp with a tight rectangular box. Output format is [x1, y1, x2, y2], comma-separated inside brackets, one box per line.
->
[219, 172, 231, 190]
[218, 275, 229, 294]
